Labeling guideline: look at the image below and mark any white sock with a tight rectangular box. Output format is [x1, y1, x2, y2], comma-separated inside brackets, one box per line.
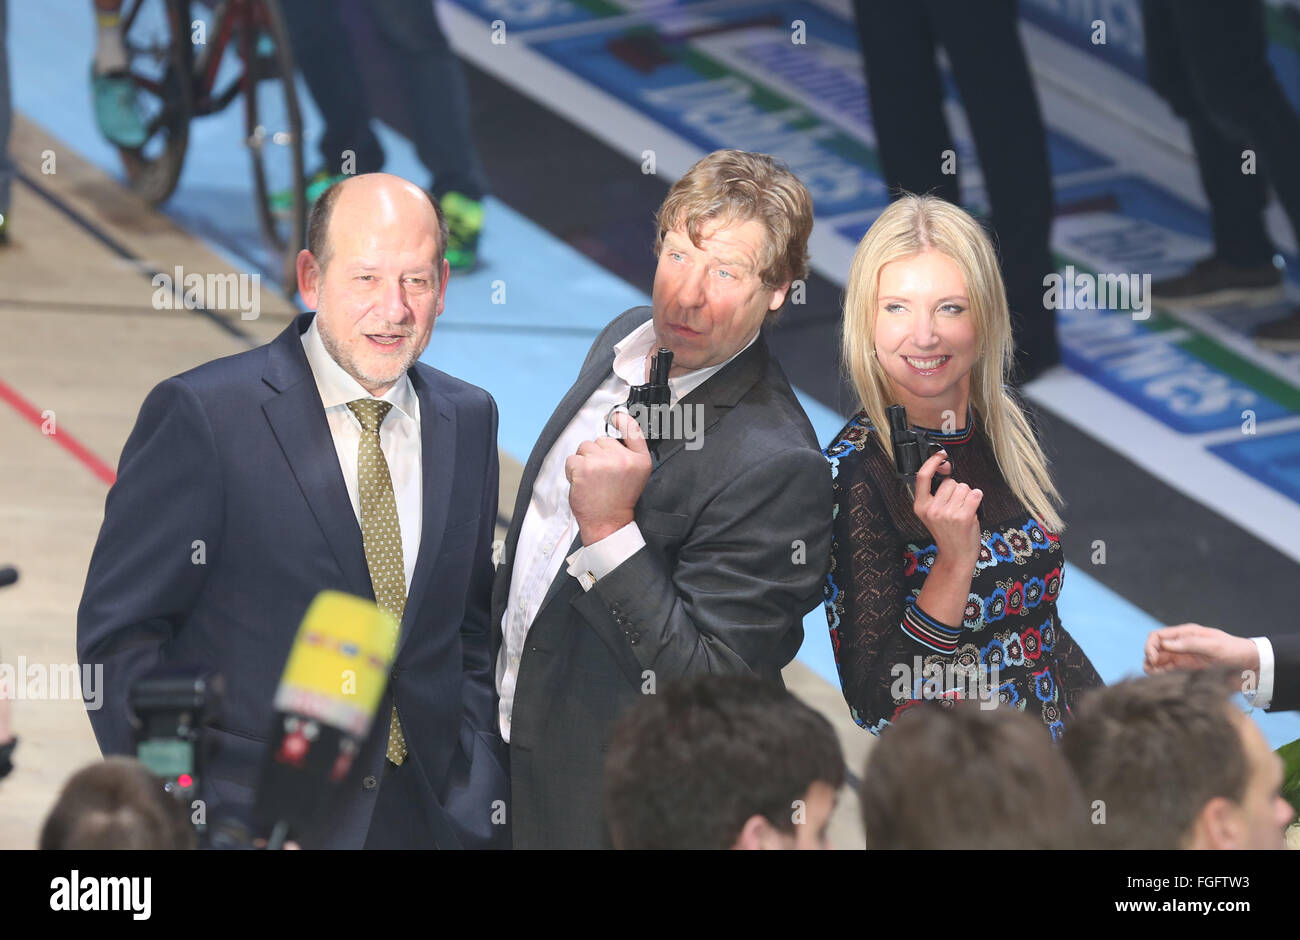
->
[93, 14, 129, 75]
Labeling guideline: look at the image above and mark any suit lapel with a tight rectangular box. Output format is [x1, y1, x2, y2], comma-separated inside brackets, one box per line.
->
[261, 314, 372, 600]
[650, 330, 771, 468]
[396, 370, 455, 655]
[536, 532, 585, 617]
[519, 358, 610, 510]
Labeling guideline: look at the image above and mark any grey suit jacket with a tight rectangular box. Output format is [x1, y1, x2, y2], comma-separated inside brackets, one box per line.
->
[493, 307, 833, 848]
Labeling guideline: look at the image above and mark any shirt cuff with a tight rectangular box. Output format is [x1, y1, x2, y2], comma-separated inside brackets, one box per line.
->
[566, 522, 646, 591]
[1247, 636, 1275, 710]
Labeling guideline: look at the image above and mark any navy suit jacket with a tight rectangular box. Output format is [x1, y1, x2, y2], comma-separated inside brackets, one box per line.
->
[77, 313, 508, 848]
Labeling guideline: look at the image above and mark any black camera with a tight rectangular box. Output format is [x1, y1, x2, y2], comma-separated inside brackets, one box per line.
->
[129, 665, 223, 822]
[886, 403, 945, 498]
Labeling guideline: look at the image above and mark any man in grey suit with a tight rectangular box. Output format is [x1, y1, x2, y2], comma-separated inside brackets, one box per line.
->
[493, 150, 833, 848]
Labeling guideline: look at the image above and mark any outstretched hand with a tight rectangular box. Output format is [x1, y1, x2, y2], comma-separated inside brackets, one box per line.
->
[1143, 623, 1259, 675]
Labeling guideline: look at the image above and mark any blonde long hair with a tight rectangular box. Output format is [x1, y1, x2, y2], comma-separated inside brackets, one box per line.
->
[841, 194, 1065, 532]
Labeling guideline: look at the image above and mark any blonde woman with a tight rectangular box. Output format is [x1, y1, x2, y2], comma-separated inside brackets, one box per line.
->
[823, 194, 1101, 740]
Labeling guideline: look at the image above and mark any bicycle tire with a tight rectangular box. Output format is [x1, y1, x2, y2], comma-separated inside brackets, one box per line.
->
[116, 0, 194, 205]
[242, 0, 306, 274]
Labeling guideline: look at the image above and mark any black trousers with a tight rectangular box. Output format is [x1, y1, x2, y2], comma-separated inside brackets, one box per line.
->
[853, 0, 1058, 380]
[279, 0, 489, 200]
[1142, 0, 1300, 266]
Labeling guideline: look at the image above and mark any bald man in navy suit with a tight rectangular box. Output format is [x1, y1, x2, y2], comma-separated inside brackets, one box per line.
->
[78, 174, 507, 849]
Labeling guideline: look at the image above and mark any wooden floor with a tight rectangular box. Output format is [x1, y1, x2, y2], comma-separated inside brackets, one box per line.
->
[0, 115, 870, 849]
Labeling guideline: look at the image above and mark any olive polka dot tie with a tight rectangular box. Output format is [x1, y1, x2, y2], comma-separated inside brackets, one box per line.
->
[347, 399, 408, 765]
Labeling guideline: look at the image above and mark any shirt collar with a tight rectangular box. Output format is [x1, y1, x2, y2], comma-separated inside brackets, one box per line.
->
[301, 316, 420, 423]
[611, 318, 759, 403]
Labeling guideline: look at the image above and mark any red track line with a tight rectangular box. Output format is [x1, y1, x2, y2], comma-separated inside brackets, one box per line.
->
[0, 376, 117, 487]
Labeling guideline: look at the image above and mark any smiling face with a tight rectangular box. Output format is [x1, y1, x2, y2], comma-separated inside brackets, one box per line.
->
[873, 247, 978, 428]
[650, 218, 788, 377]
[297, 175, 449, 396]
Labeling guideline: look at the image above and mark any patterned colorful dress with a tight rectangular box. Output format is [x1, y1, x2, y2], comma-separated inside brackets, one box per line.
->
[822, 409, 1102, 740]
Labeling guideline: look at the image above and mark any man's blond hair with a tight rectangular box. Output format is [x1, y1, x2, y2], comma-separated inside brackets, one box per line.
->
[654, 150, 813, 319]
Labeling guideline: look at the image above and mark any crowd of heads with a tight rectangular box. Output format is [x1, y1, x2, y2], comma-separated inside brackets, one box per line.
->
[603, 667, 1294, 851]
[20, 663, 1293, 850]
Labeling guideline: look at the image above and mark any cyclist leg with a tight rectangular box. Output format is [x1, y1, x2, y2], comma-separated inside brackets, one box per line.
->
[279, 0, 384, 201]
[90, 0, 147, 148]
[366, 0, 489, 269]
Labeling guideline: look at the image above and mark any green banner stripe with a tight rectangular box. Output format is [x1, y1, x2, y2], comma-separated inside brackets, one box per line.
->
[1178, 335, 1300, 413]
[570, 0, 623, 17]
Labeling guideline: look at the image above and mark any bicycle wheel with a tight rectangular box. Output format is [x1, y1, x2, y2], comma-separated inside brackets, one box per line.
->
[241, 0, 306, 272]
[116, 0, 194, 205]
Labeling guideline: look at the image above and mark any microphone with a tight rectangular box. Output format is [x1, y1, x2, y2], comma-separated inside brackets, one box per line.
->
[0, 567, 18, 589]
[252, 590, 397, 848]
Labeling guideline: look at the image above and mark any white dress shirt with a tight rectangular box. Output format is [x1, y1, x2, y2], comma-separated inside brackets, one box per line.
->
[301, 318, 422, 593]
[495, 318, 759, 741]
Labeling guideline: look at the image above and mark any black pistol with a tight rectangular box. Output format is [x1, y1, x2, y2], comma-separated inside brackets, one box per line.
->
[609, 347, 674, 455]
[886, 403, 943, 498]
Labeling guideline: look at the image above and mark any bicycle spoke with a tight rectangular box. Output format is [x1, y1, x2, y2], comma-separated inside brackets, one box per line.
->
[122, 0, 146, 34]
[130, 73, 170, 99]
[240, 1, 306, 258]
[144, 109, 174, 139]
[210, 78, 242, 112]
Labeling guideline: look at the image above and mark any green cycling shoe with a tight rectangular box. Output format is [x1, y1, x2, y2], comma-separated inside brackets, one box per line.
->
[91, 69, 148, 149]
[441, 191, 483, 273]
[270, 168, 348, 216]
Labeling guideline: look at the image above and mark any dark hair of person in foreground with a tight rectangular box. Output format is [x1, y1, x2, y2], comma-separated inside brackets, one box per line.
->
[605, 675, 845, 850]
[1062, 666, 1292, 850]
[860, 700, 1088, 849]
[39, 756, 196, 850]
